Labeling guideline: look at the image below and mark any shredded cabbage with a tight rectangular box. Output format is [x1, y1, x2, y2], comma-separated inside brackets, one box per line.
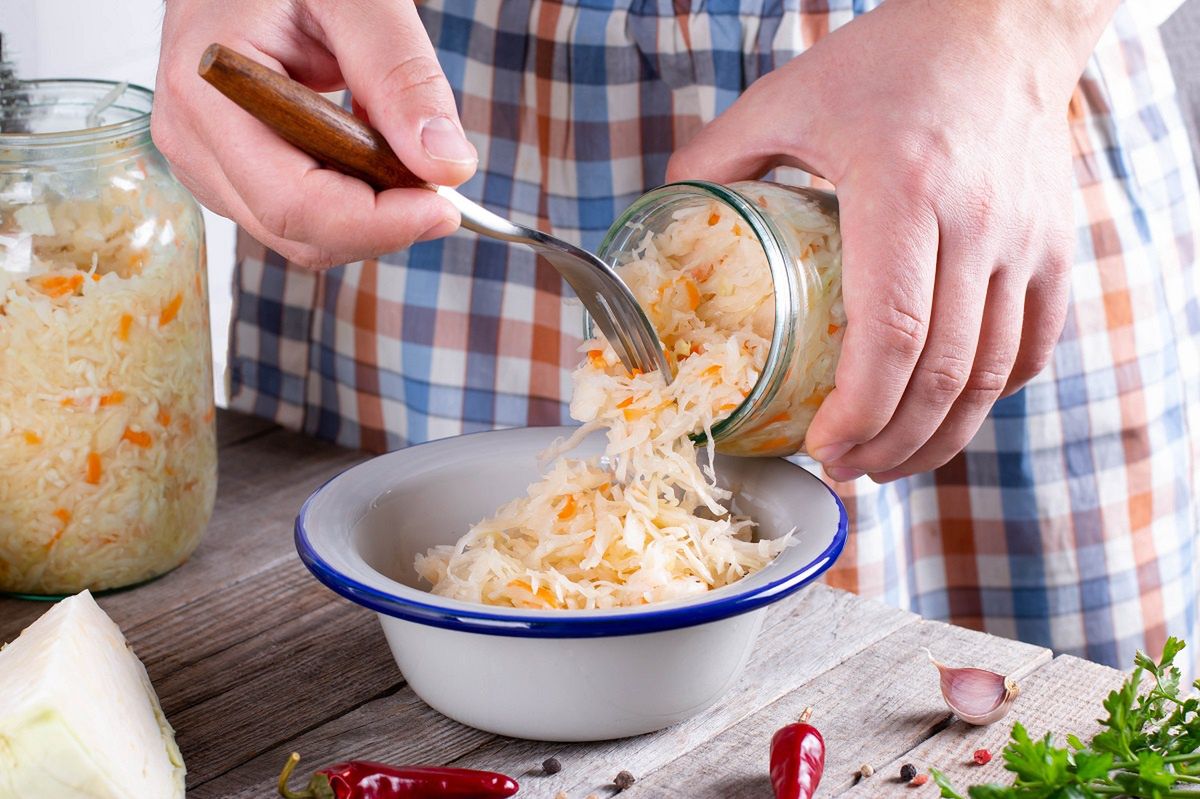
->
[415, 196, 811, 610]
[0, 185, 217, 595]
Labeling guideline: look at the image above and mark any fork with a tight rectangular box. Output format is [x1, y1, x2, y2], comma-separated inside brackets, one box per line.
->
[198, 44, 670, 381]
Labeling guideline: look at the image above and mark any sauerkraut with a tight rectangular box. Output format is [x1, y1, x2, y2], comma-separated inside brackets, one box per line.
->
[0, 183, 216, 595]
[415, 194, 821, 610]
[711, 182, 844, 456]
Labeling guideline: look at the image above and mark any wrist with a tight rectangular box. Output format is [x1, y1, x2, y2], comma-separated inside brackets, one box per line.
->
[956, 0, 1120, 106]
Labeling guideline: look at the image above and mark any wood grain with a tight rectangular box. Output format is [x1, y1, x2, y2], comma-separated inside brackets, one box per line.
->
[198, 44, 429, 192]
[842, 655, 1126, 797]
[0, 411, 1133, 799]
[0, 418, 365, 644]
[191, 584, 915, 796]
[441, 586, 918, 799]
[625, 619, 1051, 798]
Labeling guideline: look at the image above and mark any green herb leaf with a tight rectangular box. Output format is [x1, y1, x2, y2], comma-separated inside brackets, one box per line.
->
[1072, 751, 1112, 783]
[926, 637, 1199, 799]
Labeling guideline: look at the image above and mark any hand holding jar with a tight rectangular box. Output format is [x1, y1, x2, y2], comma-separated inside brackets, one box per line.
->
[667, 0, 1116, 482]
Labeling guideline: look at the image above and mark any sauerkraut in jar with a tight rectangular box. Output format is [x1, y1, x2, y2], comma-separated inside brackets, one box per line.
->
[415, 181, 842, 611]
[599, 180, 844, 457]
[0, 81, 216, 596]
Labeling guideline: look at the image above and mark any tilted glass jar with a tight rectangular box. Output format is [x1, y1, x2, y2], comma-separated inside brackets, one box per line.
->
[0, 81, 216, 597]
[597, 180, 844, 457]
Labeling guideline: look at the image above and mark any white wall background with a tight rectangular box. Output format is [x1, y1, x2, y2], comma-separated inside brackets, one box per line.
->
[5, 0, 238, 406]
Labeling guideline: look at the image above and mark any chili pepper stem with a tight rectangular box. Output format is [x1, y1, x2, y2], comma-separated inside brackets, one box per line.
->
[799, 707, 814, 724]
[277, 752, 315, 799]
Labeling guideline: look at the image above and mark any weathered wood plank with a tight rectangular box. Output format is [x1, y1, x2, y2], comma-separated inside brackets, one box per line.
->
[443, 586, 918, 799]
[843, 654, 1125, 798]
[191, 585, 916, 797]
[170, 600, 396, 788]
[626, 619, 1051, 799]
[192, 689, 498, 799]
[0, 425, 363, 643]
[216, 408, 278, 448]
[126, 557, 331, 681]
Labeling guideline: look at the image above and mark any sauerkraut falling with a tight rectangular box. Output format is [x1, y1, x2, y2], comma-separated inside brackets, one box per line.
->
[415, 192, 839, 610]
[0, 183, 216, 595]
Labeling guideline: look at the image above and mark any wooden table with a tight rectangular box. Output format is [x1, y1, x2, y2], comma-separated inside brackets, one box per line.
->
[0, 411, 1132, 798]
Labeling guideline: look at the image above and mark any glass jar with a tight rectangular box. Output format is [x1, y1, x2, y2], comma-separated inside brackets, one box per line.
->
[0, 80, 217, 597]
[597, 180, 844, 457]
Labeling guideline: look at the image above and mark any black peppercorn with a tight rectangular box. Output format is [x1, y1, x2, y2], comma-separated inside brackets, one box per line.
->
[542, 756, 562, 775]
[614, 770, 636, 790]
[900, 763, 918, 782]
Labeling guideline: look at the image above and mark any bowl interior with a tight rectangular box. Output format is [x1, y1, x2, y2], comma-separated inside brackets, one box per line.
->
[298, 426, 846, 628]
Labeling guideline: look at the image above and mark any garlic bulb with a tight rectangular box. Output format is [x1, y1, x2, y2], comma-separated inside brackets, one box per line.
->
[924, 648, 1019, 725]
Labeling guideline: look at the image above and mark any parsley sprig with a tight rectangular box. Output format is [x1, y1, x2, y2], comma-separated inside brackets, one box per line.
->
[933, 637, 1200, 799]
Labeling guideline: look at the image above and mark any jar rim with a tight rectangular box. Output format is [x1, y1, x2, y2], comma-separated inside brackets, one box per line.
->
[595, 180, 799, 444]
[0, 79, 154, 148]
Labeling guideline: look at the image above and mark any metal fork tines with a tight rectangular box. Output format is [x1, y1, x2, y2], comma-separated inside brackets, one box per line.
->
[436, 185, 670, 381]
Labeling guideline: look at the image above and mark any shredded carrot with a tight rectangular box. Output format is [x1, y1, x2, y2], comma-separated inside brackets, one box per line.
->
[623, 407, 648, 421]
[117, 313, 133, 342]
[60, 397, 74, 408]
[122, 427, 152, 448]
[507, 579, 560, 609]
[587, 349, 606, 368]
[202, 406, 215, 423]
[616, 397, 635, 409]
[701, 364, 722, 378]
[99, 391, 125, 407]
[91, 273, 102, 282]
[52, 508, 71, 525]
[23, 431, 41, 445]
[157, 410, 172, 427]
[707, 212, 720, 226]
[683, 279, 702, 311]
[85, 452, 102, 484]
[557, 496, 577, 521]
[756, 436, 793, 453]
[688, 263, 715, 283]
[690, 343, 704, 355]
[764, 411, 791, 426]
[598, 482, 611, 495]
[827, 323, 840, 336]
[159, 293, 183, 326]
[717, 402, 740, 413]
[32, 273, 84, 298]
[732, 224, 742, 236]
[802, 388, 831, 407]
[629, 368, 643, 377]
[756, 195, 769, 208]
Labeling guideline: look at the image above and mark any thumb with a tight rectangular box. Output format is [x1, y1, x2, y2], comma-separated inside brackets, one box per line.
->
[666, 73, 823, 184]
[315, 2, 477, 187]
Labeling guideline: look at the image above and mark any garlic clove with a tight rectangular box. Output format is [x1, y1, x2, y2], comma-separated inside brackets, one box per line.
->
[924, 648, 1020, 726]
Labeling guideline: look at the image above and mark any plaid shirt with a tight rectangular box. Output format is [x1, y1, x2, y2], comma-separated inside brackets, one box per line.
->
[229, 0, 1200, 670]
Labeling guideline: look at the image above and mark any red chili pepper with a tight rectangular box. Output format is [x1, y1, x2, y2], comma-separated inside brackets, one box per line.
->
[277, 752, 519, 799]
[770, 707, 826, 799]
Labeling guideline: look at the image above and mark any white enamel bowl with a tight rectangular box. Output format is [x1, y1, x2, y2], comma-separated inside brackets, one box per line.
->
[295, 426, 846, 742]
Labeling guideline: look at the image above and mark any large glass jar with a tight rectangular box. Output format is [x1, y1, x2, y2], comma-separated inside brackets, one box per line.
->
[0, 80, 217, 597]
[598, 180, 844, 457]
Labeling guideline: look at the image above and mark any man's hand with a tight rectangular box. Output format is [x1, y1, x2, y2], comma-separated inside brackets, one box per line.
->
[668, 0, 1117, 481]
[153, 0, 476, 269]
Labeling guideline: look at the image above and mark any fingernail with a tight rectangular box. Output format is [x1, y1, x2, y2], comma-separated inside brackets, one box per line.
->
[420, 116, 476, 163]
[810, 441, 854, 464]
[825, 466, 865, 483]
[416, 216, 459, 242]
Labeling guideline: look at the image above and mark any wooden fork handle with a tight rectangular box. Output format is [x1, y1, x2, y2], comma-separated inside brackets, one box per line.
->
[197, 43, 431, 192]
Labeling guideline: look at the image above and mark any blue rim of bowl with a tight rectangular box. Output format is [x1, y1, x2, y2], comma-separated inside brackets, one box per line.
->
[294, 441, 848, 639]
